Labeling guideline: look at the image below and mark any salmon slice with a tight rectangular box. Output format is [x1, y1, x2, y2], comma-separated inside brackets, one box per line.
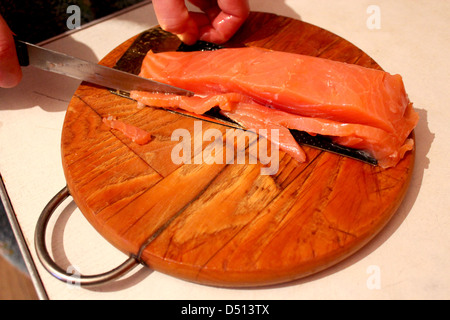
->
[130, 47, 418, 168]
[221, 102, 417, 168]
[222, 108, 308, 163]
[130, 92, 251, 114]
[103, 116, 152, 145]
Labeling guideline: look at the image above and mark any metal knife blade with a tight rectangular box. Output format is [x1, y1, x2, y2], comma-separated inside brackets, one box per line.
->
[14, 39, 194, 96]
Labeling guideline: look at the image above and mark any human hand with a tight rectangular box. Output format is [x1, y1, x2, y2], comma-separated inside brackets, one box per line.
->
[0, 14, 22, 88]
[152, 0, 250, 45]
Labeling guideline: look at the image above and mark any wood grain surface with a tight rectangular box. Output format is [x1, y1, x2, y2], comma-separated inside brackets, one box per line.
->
[60, 12, 415, 287]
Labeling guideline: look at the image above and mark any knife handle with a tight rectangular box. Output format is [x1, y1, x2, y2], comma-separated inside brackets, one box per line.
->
[13, 38, 29, 66]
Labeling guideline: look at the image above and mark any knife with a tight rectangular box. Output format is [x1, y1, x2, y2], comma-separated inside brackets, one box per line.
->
[14, 39, 194, 96]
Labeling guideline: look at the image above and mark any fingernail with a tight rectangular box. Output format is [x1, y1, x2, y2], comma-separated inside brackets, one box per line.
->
[176, 32, 197, 45]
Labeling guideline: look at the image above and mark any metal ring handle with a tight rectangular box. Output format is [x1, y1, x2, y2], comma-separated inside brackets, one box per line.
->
[35, 186, 140, 286]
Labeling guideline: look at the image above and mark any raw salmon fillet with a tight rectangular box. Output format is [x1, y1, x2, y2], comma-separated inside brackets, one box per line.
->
[130, 47, 418, 168]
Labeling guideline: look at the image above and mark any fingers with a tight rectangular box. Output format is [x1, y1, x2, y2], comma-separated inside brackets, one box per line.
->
[152, 0, 199, 45]
[198, 0, 250, 44]
[0, 14, 22, 88]
[153, 0, 249, 45]
[188, 0, 221, 20]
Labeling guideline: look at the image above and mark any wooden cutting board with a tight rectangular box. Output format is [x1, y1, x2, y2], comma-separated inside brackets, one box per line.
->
[61, 12, 414, 287]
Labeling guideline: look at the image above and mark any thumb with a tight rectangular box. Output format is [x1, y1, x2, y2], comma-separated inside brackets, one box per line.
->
[0, 15, 22, 88]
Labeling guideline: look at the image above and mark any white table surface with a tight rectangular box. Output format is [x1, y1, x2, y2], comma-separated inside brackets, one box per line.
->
[0, 0, 449, 300]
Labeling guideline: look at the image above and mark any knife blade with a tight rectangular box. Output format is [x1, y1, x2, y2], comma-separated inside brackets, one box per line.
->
[14, 39, 194, 96]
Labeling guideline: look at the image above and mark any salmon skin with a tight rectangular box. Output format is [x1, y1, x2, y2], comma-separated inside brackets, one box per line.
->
[177, 40, 224, 52]
[125, 36, 418, 168]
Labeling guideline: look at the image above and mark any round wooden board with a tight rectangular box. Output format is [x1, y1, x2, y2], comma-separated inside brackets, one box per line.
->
[61, 12, 414, 287]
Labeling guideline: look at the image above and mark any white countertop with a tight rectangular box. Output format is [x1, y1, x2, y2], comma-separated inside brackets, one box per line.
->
[0, 0, 449, 300]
